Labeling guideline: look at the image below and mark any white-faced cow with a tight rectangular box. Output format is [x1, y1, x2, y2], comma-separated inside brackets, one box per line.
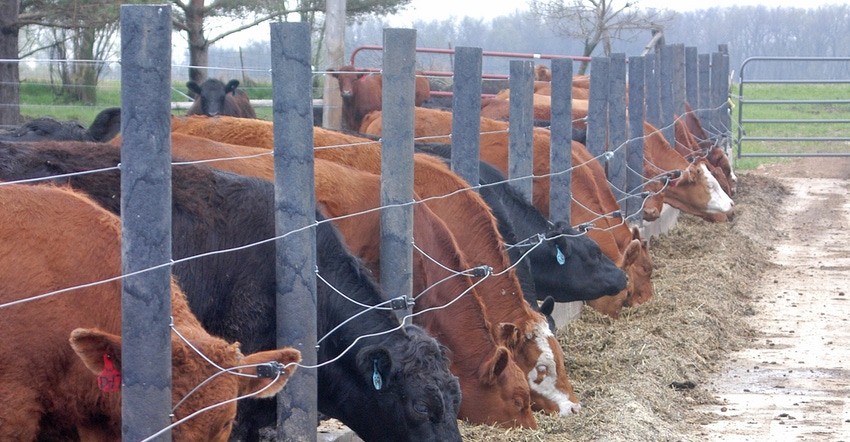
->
[186, 78, 257, 119]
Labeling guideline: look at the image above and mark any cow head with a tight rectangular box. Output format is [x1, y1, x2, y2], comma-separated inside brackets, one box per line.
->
[641, 184, 666, 221]
[452, 341, 536, 429]
[664, 163, 734, 218]
[534, 64, 552, 82]
[706, 146, 737, 196]
[331, 65, 366, 101]
[528, 221, 627, 302]
[586, 228, 654, 317]
[337, 326, 462, 442]
[186, 79, 241, 117]
[622, 228, 654, 306]
[499, 321, 581, 417]
[70, 328, 300, 442]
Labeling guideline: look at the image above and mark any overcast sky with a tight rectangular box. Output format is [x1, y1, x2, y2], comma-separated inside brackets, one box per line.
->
[204, 0, 845, 51]
[384, 0, 845, 25]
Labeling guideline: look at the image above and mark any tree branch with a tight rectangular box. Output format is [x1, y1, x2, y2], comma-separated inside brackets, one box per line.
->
[204, 11, 290, 46]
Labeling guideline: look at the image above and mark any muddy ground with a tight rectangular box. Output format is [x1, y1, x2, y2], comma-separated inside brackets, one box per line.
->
[458, 156, 850, 441]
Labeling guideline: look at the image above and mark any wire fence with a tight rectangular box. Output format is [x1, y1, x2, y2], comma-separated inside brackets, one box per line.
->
[0, 20, 732, 441]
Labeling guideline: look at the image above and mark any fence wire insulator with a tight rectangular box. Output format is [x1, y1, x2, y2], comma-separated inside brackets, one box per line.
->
[390, 296, 414, 310]
[577, 222, 594, 233]
[471, 266, 493, 278]
[256, 361, 284, 379]
[641, 191, 652, 198]
[603, 151, 615, 161]
[611, 210, 623, 219]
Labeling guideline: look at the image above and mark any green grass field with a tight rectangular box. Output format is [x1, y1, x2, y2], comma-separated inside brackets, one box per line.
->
[15, 79, 850, 171]
[16, 79, 281, 123]
[732, 82, 850, 169]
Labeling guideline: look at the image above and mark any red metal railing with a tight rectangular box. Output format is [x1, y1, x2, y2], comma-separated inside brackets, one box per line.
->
[349, 45, 591, 98]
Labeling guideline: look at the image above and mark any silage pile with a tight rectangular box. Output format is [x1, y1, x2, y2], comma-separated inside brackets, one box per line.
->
[459, 173, 789, 441]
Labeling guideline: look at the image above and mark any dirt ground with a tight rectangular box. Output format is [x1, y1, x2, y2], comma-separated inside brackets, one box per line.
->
[694, 157, 850, 442]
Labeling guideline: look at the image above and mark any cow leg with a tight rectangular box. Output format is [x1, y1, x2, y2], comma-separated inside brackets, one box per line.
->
[0, 385, 42, 440]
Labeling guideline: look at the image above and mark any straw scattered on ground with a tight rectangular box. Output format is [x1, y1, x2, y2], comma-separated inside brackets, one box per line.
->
[459, 172, 790, 441]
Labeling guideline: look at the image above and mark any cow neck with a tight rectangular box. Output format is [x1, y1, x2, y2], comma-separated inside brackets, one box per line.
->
[643, 122, 690, 174]
[411, 162, 535, 326]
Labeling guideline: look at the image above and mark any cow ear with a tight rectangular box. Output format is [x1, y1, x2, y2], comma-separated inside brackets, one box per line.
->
[621, 239, 642, 269]
[225, 80, 240, 96]
[496, 322, 520, 350]
[356, 72, 366, 79]
[186, 81, 201, 96]
[69, 328, 122, 375]
[88, 107, 122, 143]
[480, 346, 510, 385]
[237, 348, 301, 398]
[539, 296, 555, 316]
[358, 346, 393, 391]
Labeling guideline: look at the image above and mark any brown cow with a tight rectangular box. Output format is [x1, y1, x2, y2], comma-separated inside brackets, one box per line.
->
[681, 102, 737, 195]
[643, 121, 734, 219]
[480, 97, 552, 122]
[478, 95, 589, 128]
[162, 133, 537, 428]
[534, 64, 551, 82]
[186, 78, 256, 119]
[331, 65, 431, 131]
[168, 117, 582, 417]
[0, 182, 299, 441]
[672, 114, 734, 199]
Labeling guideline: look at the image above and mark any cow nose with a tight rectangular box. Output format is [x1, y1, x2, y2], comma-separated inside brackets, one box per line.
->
[562, 402, 582, 415]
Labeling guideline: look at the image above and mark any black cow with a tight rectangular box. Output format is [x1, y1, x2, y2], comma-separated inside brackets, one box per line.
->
[0, 141, 462, 442]
[416, 143, 628, 303]
[186, 78, 257, 119]
[0, 107, 121, 143]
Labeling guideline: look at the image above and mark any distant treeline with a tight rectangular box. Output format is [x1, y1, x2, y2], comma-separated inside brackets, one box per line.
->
[201, 4, 850, 82]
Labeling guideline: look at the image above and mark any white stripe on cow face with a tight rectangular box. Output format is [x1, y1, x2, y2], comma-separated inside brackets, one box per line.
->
[701, 163, 734, 214]
[530, 322, 582, 416]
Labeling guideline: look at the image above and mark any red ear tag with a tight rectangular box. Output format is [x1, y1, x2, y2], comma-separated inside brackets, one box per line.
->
[98, 353, 121, 393]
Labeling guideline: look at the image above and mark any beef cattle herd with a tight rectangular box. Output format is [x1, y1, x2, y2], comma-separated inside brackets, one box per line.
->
[0, 66, 736, 441]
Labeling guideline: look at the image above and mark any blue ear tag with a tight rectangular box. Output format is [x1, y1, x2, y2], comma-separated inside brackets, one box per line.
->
[372, 359, 383, 390]
[556, 246, 566, 266]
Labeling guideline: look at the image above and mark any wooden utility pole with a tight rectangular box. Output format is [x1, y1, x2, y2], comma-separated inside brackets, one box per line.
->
[322, 0, 345, 129]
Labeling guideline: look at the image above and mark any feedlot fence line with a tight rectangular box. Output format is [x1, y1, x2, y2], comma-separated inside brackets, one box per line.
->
[736, 56, 850, 158]
[1, 14, 732, 439]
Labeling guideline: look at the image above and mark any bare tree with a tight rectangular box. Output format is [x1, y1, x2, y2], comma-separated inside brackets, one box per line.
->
[171, 0, 411, 84]
[529, 0, 674, 74]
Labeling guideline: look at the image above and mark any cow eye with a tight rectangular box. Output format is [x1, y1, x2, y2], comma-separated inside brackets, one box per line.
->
[413, 400, 429, 414]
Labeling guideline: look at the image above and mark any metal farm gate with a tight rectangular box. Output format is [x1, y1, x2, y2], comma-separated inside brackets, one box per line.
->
[736, 56, 850, 158]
